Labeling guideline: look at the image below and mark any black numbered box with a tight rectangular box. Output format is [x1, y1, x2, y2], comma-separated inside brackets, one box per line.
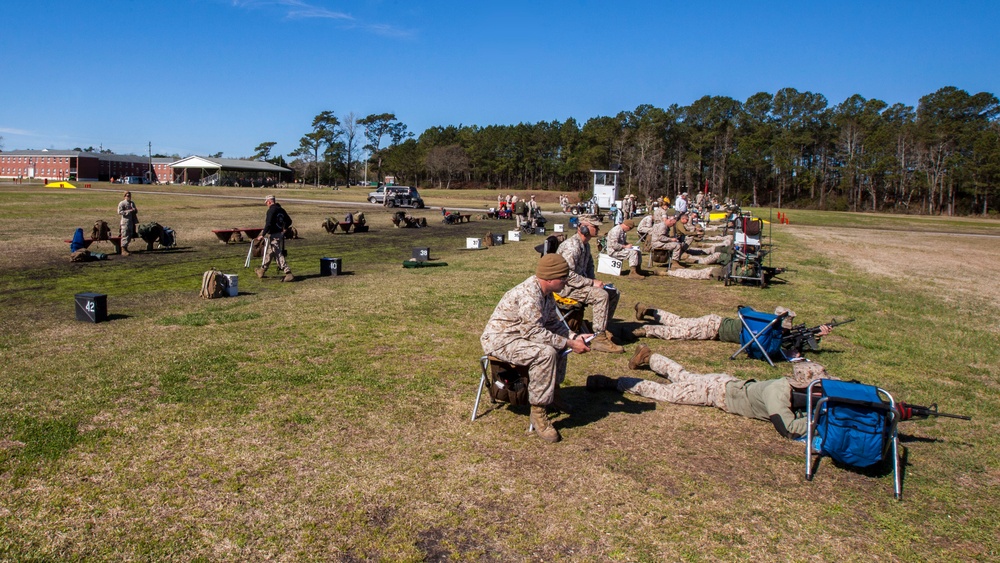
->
[412, 247, 430, 262]
[491, 234, 505, 245]
[535, 227, 546, 235]
[75, 292, 107, 323]
[320, 257, 342, 277]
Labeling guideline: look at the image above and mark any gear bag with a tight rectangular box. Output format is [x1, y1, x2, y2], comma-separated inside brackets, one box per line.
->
[487, 361, 530, 406]
[92, 220, 111, 240]
[200, 269, 227, 299]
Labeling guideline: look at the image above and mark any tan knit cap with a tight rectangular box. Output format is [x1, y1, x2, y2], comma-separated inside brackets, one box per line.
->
[536, 254, 570, 280]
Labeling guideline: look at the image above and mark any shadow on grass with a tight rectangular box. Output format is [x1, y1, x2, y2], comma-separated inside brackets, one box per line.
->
[556, 386, 657, 430]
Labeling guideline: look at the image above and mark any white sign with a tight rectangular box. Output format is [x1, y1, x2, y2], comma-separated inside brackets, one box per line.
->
[508, 230, 521, 242]
[597, 253, 623, 276]
[466, 237, 482, 249]
[554, 224, 564, 232]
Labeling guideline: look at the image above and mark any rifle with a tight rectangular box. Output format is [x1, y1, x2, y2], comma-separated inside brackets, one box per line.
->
[897, 402, 972, 421]
[782, 318, 855, 353]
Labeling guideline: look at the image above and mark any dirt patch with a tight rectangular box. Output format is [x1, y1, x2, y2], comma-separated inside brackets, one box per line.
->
[786, 225, 1000, 314]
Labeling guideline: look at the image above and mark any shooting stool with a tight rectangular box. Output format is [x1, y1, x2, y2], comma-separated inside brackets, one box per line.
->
[730, 306, 788, 366]
[471, 355, 535, 433]
[552, 293, 590, 334]
[805, 379, 901, 500]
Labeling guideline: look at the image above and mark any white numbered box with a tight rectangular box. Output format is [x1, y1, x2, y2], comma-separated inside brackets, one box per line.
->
[466, 237, 482, 249]
[508, 230, 521, 242]
[553, 224, 564, 233]
[597, 254, 623, 276]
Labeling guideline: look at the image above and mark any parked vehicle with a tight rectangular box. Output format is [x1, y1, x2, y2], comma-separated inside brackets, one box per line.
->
[367, 186, 424, 208]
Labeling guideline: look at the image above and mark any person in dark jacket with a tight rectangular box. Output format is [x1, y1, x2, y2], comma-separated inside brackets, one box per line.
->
[255, 195, 294, 282]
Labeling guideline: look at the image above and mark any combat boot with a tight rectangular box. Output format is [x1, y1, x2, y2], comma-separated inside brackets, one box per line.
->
[529, 405, 561, 443]
[120, 249, 130, 256]
[589, 331, 625, 354]
[586, 374, 619, 392]
[628, 268, 644, 279]
[255, 267, 266, 279]
[628, 343, 652, 370]
[634, 302, 649, 321]
[281, 272, 295, 282]
[632, 326, 647, 338]
[670, 260, 686, 270]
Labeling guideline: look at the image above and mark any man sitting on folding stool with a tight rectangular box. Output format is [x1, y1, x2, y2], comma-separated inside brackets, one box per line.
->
[555, 217, 624, 353]
[481, 254, 593, 443]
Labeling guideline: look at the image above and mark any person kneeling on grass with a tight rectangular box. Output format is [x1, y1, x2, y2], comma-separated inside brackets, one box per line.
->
[587, 346, 833, 439]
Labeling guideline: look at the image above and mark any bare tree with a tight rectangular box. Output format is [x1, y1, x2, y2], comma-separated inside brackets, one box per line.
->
[425, 145, 470, 188]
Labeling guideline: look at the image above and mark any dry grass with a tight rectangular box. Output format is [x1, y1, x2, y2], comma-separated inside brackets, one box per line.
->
[0, 185, 998, 561]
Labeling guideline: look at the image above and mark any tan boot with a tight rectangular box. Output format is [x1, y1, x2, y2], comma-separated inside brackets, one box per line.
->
[628, 268, 644, 279]
[529, 405, 561, 443]
[281, 272, 295, 282]
[632, 326, 647, 338]
[255, 267, 266, 279]
[634, 302, 648, 321]
[589, 331, 625, 354]
[628, 343, 652, 370]
[670, 260, 686, 270]
[120, 249, 130, 256]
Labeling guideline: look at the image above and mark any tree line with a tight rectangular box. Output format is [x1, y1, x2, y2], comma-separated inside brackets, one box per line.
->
[263, 86, 999, 215]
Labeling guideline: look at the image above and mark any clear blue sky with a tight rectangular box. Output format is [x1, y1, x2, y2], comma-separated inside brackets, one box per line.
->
[2, 0, 997, 158]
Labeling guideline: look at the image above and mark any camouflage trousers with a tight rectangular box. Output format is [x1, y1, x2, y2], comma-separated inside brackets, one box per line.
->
[487, 340, 566, 406]
[560, 285, 620, 334]
[666, 267, 719, 280]
[608, 247, 641, 268]
[644, 310, 722, 340]
[684, 251, 721, 265]
[651, 240, 685, 261]
[261, 233, 292, 274]
[120, 219, 136, 251]
[618, 354, 738, 410]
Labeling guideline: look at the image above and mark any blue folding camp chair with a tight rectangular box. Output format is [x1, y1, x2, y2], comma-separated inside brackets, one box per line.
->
[805, 379, 901, 500]
[730, 306, 788, 366]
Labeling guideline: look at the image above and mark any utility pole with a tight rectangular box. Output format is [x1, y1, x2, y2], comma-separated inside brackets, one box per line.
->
[147, 141, 153, 183]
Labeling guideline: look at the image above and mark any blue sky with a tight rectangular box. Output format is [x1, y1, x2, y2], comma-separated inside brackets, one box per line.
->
[1, 0, 997, 158]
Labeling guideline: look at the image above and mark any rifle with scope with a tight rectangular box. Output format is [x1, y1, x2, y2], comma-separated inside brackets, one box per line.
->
[782, 318, 855, 354]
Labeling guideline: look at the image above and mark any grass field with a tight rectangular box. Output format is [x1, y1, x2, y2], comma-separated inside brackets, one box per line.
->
[1, 183, 998, 561]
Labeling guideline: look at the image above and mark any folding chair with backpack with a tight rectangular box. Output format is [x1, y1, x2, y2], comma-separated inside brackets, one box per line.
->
[804, 378, 902, 499]
[730, 305, 789, 366]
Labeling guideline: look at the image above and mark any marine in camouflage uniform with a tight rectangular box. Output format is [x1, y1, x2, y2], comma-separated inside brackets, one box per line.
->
[117, 191, 138, 255]
[633, 305, 801, 341]
[556, 220, 623, 353]
[650, 214, 686, 265]
[481, 254, 592, 443]
[590, 355, 833, 439]
[605, 220, 643, 277]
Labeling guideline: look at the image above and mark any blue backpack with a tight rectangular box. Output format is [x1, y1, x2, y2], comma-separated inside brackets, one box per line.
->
[811, 380, 893, 468]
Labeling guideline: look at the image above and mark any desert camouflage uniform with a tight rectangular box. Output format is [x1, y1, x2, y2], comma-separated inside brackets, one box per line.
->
[481, 276, 573, 406]
[652, 206, 667, 223]
[618, 354, 738, 409]
[636, 215, 654, 242]
[556, 234, 619, 333]
[620, 355, 812, 437]
[261, 232, 291, 274]
[684, 251, 722, 265]
[605, 224, 641, 268]
[665, 267, 721, 280]
[117, 198, 137, 251]
[643, 309, 723, 340]
[650, 220, 686, 261]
